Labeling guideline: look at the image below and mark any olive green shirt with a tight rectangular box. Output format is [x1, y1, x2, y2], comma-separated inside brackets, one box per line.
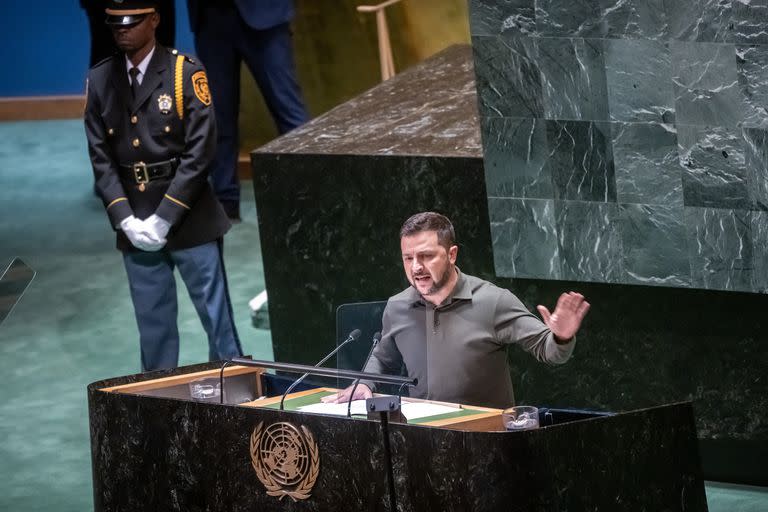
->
[364, 270, 575, 408]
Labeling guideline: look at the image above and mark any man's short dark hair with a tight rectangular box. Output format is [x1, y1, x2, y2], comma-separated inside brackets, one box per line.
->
[399, 212, 455, 248]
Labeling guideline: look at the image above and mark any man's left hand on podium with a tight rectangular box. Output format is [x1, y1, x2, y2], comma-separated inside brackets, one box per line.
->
[320, 383, 373, 404]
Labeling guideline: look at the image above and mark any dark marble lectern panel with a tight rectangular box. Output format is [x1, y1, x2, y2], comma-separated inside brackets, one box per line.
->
[88, 369, 708, 511]
[459, 403, 707, 511]
[392, 403, 707, 511]
[89, 367, 393, 512]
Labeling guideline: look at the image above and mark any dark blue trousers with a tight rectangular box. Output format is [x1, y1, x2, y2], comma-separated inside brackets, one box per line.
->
[122, 240, 242, 371]
[193, 5, 309, 209]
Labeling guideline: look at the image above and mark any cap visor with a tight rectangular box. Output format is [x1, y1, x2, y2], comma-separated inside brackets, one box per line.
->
[105, 14, 147, 26]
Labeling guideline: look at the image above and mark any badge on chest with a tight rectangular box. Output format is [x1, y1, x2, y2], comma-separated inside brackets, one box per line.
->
[157, 93, 173, 115]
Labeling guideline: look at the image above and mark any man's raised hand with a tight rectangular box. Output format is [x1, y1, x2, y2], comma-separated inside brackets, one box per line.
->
[537, 291, 590, 343]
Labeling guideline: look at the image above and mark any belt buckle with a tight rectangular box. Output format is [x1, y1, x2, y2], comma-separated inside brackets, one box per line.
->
[133, 161, 149, 184]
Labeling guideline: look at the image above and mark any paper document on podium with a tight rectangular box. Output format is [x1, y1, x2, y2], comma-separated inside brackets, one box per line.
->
[299, 400, 369, 416]
[400, 402, 461, 420]
[298, 399, 460, 420]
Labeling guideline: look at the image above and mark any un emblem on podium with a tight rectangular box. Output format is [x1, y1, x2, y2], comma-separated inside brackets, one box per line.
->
[250, 421, 320, 501]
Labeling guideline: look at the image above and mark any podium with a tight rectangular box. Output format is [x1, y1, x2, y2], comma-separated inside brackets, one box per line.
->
[88, 361, 708, 511]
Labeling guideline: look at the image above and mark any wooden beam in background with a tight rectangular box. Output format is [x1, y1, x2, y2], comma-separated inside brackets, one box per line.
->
[0, 95, 86, 121]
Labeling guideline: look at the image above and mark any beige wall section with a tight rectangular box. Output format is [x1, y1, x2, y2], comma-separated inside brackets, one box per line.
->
[238, 0, 470, 153]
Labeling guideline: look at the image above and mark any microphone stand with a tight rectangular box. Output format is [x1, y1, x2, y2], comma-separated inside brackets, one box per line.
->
[347, 331, 381, 418]
[380, 409, 397, 512]
[220, 358, 417, 400]
[278, 329, 361, 410]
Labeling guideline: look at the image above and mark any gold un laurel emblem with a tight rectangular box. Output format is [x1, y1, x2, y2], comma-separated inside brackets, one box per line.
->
[250, 421, 320, 501]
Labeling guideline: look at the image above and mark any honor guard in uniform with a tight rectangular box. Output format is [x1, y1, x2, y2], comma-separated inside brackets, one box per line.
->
[84, 0, 243, 371]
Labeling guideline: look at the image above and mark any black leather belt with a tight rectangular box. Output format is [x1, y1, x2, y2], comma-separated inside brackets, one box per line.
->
[120, 158, 179, 184]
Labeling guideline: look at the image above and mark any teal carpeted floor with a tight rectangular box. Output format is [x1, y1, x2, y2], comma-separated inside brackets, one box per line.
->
[0, 119, 272, 511]
[0, 119, 765, 510]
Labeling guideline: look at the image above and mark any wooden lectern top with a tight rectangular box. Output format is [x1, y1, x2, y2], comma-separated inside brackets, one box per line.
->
[100, 364, 504, 432]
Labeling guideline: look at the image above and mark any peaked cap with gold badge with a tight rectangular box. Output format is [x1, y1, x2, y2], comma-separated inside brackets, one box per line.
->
[104, 0, 158, 26]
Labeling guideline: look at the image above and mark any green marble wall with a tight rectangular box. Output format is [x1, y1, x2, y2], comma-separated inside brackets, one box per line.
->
[471, 0, 768, 294]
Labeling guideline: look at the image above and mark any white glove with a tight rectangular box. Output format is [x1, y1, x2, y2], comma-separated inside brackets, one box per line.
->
[119, 215, 164, 252]
[144, 214, 171, 245]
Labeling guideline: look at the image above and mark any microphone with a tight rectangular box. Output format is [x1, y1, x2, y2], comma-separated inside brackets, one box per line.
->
[347, 331, 382, 417]
[279, 328, 362, 410]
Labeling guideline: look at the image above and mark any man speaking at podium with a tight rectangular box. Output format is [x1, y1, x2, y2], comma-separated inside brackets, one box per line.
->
[324, 212, 590, 409]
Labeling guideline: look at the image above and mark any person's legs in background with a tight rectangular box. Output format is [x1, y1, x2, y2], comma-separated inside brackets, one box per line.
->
[240, 21, 309, 135]
[192, 4, 243, 221]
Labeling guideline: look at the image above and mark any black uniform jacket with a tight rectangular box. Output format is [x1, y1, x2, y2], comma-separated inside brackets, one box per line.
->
[84, 45, 230, 251]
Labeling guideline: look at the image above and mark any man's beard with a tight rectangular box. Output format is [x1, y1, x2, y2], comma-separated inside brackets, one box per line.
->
[414, 265, 452, 296]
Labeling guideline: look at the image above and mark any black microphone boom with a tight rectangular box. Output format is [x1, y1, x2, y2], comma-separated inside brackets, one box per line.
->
[279, 329, 362, 410]
[347, 331, 382, 417]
